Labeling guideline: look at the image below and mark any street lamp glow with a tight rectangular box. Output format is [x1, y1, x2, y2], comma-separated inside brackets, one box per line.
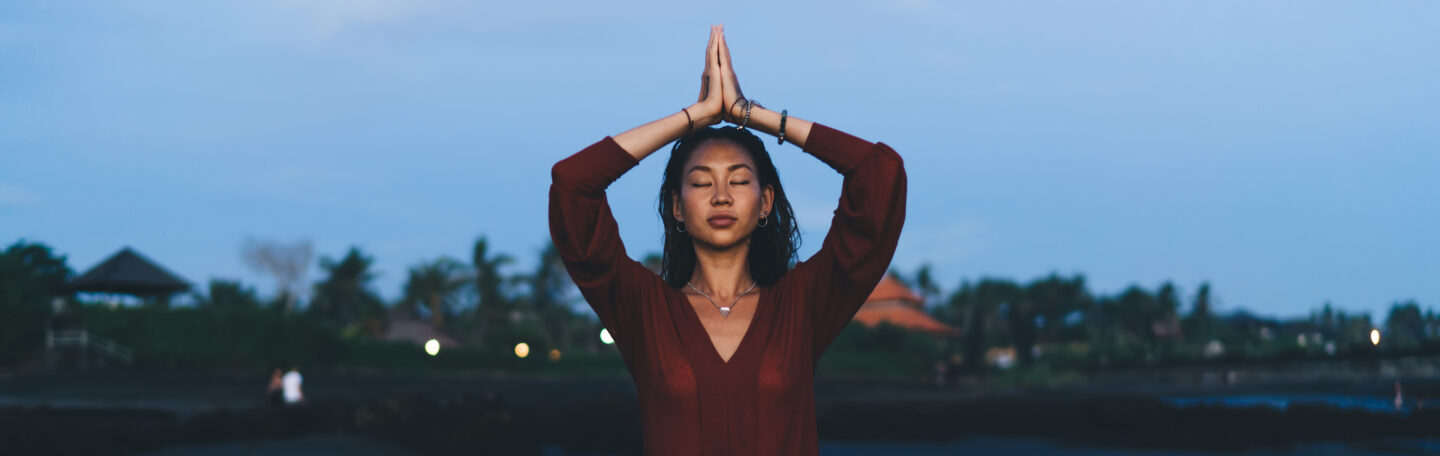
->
[599, 328, 614, 345]
[514, 342, 531, 358]
[425, 339, 440, 356]
[1370, 329, 1381, 346]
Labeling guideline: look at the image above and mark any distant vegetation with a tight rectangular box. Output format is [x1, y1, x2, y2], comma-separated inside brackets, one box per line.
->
[2, 239, 1434, 381]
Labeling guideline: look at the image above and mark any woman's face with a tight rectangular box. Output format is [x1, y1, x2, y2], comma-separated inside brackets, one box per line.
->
[673, 139, 773, 251]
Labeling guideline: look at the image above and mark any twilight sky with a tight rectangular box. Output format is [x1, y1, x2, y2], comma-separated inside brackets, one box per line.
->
[2, 0, 1436, 319]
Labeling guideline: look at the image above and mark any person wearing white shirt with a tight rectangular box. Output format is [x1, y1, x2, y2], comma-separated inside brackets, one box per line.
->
[282, 367, 304, 405]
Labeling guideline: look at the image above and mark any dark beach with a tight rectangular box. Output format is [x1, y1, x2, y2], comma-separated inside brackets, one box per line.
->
[6, 365, 1440, 456]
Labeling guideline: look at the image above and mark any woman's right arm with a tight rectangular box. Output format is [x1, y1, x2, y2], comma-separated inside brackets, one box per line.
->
[547, 26, 725, 357]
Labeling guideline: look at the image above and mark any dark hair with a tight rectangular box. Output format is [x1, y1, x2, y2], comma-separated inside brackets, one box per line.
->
[658, 127, 800, 288]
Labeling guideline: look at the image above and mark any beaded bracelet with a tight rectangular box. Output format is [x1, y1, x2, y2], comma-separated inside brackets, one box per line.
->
[739, 99, 754, 131]
[777, 109, 788, 145]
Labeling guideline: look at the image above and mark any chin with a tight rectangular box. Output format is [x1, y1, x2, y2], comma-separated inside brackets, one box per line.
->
[692, 229, 754, 251]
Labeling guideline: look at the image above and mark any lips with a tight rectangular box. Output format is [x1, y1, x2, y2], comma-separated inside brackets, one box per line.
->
[707, 215, 737, 228]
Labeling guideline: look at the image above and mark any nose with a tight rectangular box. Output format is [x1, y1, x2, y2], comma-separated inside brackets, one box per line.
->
[711, 184, 732, 206]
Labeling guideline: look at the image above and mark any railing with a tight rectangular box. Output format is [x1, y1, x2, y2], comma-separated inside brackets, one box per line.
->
[46, 329, 134, 365]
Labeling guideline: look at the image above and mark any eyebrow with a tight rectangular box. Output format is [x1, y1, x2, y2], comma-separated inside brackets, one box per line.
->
[687, 164, 753, 174]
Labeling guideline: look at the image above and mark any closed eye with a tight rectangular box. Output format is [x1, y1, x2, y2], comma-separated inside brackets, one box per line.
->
[691, 183, 712, 188]
[731, 181, 750, 185]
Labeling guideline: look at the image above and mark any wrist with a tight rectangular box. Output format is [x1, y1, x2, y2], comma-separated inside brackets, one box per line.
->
[745, 105, 780, 137]
[726, 98, 747, 123]
[688, 102, 720, 128]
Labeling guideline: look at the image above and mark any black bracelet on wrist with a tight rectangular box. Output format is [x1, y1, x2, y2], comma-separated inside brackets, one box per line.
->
[681, 107, 693, 136]
[728, 98, 746, 123]
[777, 109, 787, 145]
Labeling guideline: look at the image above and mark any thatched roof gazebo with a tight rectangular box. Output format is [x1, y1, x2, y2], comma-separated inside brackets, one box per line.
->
[69, 247, 191, 307]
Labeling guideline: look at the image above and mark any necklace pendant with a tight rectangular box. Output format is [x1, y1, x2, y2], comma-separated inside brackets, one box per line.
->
[719, 306, 732, 317]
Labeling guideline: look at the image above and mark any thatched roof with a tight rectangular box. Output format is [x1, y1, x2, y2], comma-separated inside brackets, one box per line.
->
[69, 247, 191, 296]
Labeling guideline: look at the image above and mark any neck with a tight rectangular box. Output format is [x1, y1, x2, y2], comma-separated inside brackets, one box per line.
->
[689, 242, 754, 299]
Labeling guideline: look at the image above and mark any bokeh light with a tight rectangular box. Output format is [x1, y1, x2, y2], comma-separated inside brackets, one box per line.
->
[548, 349, 562, 362]
[1370, 329, 1381, 346]
[599, 328, 614, 345]
[514, 342, 530, 358]
[424, 339, 440, 356]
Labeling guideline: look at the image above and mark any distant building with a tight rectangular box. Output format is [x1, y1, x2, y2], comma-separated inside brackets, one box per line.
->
[384, 311, 462, 348]
[69, 246, 191, 307]
[851, 276, 959, 336]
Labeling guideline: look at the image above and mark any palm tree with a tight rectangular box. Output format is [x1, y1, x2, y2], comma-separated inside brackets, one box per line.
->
[1027, 273, 1090, 347]
[1115, 286, 1157, 344]
[530, 241, 577, 350]
[402, 258, 468, 327]
[471, 236, 513, 348]
[1185, 282, 1215, 342]
[913, 263, 940, 308]
[310, 246, 384, 326]
[1386, 300, 1425, 349]
[952, 278, 1020, 372]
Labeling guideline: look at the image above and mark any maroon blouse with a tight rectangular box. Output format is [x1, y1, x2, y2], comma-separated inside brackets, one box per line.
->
[548, 124, 907, 455]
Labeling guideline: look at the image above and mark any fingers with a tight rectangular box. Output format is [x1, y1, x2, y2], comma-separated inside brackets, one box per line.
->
[700, 27, 715, 102]
[709, 27, 722, 90]
[718, 26, 733, 74]
[705, 26, 716, 71]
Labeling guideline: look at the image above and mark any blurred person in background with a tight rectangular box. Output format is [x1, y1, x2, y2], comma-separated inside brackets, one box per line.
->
[282, 365, 305, 405]
[266, 367, 285, 407]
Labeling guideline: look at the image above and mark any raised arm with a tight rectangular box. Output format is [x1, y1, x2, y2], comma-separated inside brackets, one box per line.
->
[797, 125, 907, 362]
[548, 26, 727, 363]
[712, 28, 907, 362]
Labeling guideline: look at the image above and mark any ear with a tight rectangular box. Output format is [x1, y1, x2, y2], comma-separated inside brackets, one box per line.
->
[761, 185, 774, 217]
[671, 191, 685, 223]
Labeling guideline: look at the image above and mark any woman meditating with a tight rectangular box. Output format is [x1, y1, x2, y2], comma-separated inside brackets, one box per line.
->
[549, 25, 907, 455]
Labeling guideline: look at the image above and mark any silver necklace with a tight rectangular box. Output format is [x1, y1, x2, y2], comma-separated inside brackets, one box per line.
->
[686, 280, 757, 318]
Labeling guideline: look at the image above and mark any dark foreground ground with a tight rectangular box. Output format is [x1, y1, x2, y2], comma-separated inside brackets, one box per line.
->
[4, 371, 1440, 455]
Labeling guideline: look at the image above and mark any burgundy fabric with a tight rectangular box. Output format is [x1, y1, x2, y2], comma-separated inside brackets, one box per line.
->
[549, 124, 907, 455]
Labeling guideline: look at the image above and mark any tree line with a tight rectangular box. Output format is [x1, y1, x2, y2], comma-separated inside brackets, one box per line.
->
[890, 264, 1437, 373]
[2, 238, 1435, 373]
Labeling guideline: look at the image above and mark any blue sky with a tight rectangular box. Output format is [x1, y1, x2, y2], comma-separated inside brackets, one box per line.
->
[2, 1, 1436, 319]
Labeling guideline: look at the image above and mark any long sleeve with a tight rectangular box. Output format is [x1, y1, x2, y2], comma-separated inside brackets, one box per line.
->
[549, 137, 659, 365]
[793, 123, 908, 363]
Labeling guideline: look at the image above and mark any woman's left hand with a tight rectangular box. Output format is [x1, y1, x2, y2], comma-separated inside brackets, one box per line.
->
[687, 26, 725, 129]
[716, 26, 747, 123]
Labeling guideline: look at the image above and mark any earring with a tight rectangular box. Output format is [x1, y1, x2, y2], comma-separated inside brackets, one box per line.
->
[758, 214, 769, 228]
[676, 222, 686, 233]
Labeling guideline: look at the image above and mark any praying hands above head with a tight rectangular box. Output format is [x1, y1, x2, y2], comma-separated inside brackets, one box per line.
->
[611, 25, 814, 161]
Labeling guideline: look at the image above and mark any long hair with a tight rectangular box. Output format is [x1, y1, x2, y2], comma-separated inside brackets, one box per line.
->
[658, 127, 800, 288]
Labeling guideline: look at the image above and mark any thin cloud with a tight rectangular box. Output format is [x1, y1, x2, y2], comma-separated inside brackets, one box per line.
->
[265, 0, 448, 40]
[0, 183, 44, 207]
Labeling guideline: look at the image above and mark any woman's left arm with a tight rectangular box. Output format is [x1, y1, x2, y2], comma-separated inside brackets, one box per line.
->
[713, 28, 907, 361]
[797, 124, 907, 362]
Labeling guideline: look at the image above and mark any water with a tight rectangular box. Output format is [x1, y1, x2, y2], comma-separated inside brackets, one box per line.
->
[535, 437, 1440, 456]
[1161, 393, 1408, 414]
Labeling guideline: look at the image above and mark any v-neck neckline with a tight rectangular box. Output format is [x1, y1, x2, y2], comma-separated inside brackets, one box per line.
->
[675, 285, 768, 366]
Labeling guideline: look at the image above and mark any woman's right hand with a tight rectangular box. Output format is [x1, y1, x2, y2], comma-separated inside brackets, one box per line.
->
[688, 26, 725, 131]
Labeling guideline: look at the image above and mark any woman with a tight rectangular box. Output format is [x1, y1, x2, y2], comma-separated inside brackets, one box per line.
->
[549, 26, 906, 455]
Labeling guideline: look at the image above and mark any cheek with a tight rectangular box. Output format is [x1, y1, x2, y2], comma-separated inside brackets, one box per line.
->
[734, 185, 762, 211]
[680, 189, 707, 216]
